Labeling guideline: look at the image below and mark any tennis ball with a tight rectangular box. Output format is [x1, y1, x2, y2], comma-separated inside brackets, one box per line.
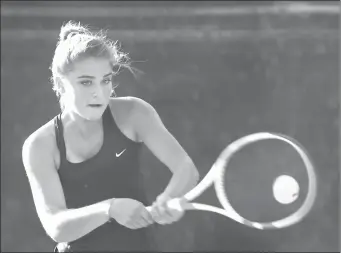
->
[273, 175, 299, 204]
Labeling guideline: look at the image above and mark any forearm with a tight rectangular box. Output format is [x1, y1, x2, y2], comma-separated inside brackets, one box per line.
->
[162, 158, 199, 198]
[49, 199, 112, 243]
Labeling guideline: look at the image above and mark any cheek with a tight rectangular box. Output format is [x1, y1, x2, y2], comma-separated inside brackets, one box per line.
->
[64, 85, 85, 104]
[63, 88, 75, 102]
[103, 85, 113, 97]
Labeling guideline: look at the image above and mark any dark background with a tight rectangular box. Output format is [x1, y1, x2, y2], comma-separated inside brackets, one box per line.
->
[1, 1, 339, 252]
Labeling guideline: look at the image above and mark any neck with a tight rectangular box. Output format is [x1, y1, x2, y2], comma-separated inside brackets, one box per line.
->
[62, 109, 103, 137]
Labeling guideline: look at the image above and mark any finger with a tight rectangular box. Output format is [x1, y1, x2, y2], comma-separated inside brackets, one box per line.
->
[149, 208, 162, 224]
[136, 218, 149, 228]
[140, 208, 154, 225]
[131, 215, 150, 229]
[162, 207, 184, 224]
[124, 223, 137, 229]
[163, 206, 176, 220]
[125, 216, 144, 229]
[153, 213, 173, 225]
[153, 202, 168, 218]
[156, 205, 175, 224]
[125, 220, 140, 229]
[149, 204, 160, 221]
[156, 219, 168, 225]
[166, 200, 185, 221]
[150, 201, 170, 223]
[127, 208, 143, 227]
[152, 204, 174, 224]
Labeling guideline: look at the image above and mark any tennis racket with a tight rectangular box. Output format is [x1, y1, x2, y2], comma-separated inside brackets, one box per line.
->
[149, 132, 317, 230]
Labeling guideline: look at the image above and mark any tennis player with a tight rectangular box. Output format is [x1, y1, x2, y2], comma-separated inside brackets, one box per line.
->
[22, 21, 199, 252]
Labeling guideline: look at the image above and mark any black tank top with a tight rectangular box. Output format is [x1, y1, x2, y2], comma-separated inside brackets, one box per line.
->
[54, 105, 156, 252]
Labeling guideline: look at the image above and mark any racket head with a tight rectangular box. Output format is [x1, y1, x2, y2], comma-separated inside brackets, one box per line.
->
[213, 132, 317, 229]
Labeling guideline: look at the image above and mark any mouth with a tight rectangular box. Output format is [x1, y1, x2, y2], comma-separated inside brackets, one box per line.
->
[88, 104, 103, 108]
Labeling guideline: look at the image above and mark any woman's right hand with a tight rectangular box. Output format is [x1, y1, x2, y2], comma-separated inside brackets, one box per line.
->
[108, 198, 154, 229]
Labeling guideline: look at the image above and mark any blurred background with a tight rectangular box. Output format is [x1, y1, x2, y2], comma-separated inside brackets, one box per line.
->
[1, 1, 339, 252]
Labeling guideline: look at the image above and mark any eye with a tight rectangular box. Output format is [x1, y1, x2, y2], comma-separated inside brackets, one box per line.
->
[102, 79, 112, 85]
[80, 80, 92, 86]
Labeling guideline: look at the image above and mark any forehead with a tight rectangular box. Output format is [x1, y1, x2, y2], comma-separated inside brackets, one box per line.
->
[68, 57, 112, 77]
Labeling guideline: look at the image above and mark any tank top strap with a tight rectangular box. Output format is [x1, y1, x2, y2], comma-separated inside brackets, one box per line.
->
[102, 105, 119, 134]
[102, 104, 143, 146]
[54, 114, 67, 166]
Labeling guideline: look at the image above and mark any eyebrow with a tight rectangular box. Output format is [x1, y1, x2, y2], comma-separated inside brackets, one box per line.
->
[77, 72, 112, 79]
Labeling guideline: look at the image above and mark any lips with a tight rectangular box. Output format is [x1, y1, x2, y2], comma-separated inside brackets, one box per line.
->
[88, 104, 103, 108]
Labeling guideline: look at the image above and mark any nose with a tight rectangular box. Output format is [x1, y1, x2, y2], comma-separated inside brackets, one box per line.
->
[92, 84, 104, 99]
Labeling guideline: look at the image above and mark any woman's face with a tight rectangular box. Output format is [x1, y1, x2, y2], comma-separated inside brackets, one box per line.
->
[61, 57, 113, 120]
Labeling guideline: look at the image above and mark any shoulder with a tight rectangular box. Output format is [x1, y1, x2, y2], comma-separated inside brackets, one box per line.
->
[108, 97, 159, 142]
[22, 118, 57, 168]
[108, 96, 157, 123]
[109, 96, 155, 114]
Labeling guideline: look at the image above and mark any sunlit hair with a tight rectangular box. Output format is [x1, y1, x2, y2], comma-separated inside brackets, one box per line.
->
[49, 21, 137, 110]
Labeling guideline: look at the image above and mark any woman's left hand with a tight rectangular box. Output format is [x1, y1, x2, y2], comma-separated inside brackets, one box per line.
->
[149, 194, 185, 225]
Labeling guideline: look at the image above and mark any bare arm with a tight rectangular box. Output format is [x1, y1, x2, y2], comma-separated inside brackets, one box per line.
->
[22, 132, 113, 243]
[132, 98, 200, 198]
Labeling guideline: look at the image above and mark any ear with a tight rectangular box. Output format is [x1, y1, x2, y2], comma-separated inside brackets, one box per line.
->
[111, 82, 119, 97]
[111, 89, 117, 97]
[55, 76, 65, 94]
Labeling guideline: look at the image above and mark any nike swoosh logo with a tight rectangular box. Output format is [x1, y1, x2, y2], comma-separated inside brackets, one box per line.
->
[116, 149, 126, 157]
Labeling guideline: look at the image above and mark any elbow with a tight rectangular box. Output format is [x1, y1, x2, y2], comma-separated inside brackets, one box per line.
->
[47, 225, 73, 243]
[43, 224, 62, 243]
[42, 215, 72, 243]
[44, 223, 67, 243]
[184, 158, 200, 187]
[49, 232, 64, 244]
[194, 168, 200, 184]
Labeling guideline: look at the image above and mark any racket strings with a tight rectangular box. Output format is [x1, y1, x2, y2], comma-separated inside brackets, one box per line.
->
[212, 132, 317, 229]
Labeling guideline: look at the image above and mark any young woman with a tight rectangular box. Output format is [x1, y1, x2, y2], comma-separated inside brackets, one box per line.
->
[22, 21, 199, 252]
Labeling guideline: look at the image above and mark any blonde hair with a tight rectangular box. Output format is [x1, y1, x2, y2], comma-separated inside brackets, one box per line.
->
[49, 21, 133, 110]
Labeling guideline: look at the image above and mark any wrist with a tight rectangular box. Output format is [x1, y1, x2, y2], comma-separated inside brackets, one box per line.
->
[159, 190, 176, 199]
[106, 198, 116, 222]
